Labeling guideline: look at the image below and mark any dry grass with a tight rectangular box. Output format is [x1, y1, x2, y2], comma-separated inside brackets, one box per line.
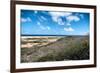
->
[21, 36, 89, 62]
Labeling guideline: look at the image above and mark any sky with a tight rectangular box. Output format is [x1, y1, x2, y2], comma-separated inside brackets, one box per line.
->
[21, 10, 90, 35]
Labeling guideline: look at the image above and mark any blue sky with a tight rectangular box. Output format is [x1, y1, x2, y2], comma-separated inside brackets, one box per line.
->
[21, 10, 90, 35]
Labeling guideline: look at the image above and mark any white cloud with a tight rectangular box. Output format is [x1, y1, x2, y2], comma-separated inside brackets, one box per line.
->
[37, 22, 45, 30]
[66, 23, 71, 26]
[79, 14, 84, 19]
[49, 12, 72, 25]
[46, 26, 51, 30]
[65, 14, 81, 26]
[34, 11, 38, 14]
[49, 12, 80, 26]
[66, 15, 80, 22]
[21, 17, 32, 23]
[38, 16, 47, 22]
[49, 12, 72, 17]
[37, 22, 41, 25]
[57, 18, 65, 25]
[37, 22, 51, 30]
[38, 18, 43, 22]
[52, 16, 58, 22]
[75, 13, 84, 19]
[40, 26, 45, 30]
[64, 27, 74, 32]
[50, 16, 65, 25]
[21, 18, 26, 22]
[40, 16, 47, 21]
[49, 12, 81, 26]
[40, 26, 51, 30]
